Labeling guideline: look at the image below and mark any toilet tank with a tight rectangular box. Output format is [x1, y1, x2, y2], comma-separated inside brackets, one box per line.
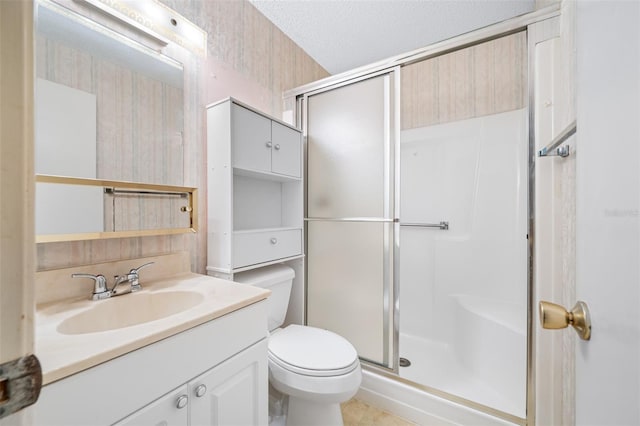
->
[234, 264, 295, 331]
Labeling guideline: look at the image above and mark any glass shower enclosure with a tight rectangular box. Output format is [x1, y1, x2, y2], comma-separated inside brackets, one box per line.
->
[301, 31, 528, 421]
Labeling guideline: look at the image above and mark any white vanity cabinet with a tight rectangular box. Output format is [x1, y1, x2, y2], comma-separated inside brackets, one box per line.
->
[31, 300, 269, 426]
[207, 98, 304, 276]
[116, 340, 267, 426]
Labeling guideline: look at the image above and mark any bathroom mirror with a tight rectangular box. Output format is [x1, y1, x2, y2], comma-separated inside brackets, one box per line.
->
[34, 0, 189, 241]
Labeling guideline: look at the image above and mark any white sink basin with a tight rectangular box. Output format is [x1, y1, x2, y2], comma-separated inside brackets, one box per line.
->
[57, 291, 204, 335]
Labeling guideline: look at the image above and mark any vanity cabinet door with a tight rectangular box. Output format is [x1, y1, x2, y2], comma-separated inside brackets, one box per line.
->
[115, 384, 189, 426]
[232, 103, 272, 174]
[271, 121, 301, 178]
[190, 340, 268, 426]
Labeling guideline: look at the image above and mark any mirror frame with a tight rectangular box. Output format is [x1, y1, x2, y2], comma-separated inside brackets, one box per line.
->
[36, 174, 197, 243]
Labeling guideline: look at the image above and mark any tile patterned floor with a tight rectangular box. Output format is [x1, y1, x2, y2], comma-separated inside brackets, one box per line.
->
[341, 399, 416, 426]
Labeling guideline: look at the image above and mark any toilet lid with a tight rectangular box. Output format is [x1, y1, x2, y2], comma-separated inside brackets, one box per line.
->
[268, 325, 358, 374]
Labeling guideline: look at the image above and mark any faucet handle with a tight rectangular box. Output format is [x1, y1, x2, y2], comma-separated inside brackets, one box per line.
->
[71, 273, 110, 300]
[130, 262, 154, 275]
[128, 262, 154, 292]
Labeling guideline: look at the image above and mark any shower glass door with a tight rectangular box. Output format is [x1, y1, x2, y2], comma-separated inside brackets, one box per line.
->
[305, 72, 397, 368]
[398, 32, 528, 418]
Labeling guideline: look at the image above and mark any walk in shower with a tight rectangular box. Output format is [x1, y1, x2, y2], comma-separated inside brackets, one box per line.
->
[294, 30, 529, 423]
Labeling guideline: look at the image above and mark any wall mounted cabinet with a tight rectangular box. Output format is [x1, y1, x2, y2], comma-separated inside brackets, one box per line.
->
[232, 102, 301, 178]
[206, 98, 303, 276]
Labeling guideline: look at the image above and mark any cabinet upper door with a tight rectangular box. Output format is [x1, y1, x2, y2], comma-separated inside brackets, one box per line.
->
[271, 121, 301, 178]
[232, 103, 272, 173]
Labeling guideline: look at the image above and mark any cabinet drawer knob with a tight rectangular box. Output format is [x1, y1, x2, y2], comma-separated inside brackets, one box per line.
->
[274, 144, 281, 150]
[195, 384, 207, 397]
[176, 395, 188, 409]
[270, 238, 278, 244]
[266, 141, 272, 148]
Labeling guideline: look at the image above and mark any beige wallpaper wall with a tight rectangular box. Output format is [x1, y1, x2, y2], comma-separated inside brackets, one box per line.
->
[162, 0, 328, 116]
[36, 0, 328, 274]
[401, 31, 526, 130]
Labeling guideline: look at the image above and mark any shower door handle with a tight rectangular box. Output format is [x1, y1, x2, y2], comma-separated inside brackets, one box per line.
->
[539, 300, 591, 340]
[399, 221, 449, 230]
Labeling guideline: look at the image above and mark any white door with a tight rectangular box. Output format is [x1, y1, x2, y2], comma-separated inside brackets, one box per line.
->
[575, 1, 640, 424]
[0, 1, 37, 424]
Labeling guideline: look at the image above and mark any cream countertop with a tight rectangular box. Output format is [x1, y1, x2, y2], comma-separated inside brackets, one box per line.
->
[36, 272, 270, 385]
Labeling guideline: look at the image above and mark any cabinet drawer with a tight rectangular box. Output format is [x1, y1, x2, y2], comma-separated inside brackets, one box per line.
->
[233, 228, 302, 268]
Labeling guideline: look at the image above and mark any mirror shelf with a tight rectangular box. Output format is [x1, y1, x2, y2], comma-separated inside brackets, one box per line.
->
[36, 174, 197, 243]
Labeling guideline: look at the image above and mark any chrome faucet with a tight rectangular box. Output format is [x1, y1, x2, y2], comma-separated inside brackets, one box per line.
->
[71, 262, 154, 300]
[111, 262, 154, 296]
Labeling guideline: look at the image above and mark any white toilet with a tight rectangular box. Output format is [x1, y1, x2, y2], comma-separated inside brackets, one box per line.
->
[234, 264, 362, 426]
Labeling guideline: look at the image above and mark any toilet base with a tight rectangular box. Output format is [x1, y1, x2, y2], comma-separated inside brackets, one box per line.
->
[286, 396, 344, 426]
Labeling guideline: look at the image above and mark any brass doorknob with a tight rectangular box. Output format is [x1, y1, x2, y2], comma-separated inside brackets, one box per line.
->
[539, 300, 591, 340]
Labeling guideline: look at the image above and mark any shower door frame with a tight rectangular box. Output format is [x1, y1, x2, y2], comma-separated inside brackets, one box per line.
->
[287, 5, 563, 425]
[300, 67, 401, 370]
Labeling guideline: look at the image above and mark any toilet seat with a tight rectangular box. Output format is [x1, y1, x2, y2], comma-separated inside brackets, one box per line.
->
[269, 352, 359, 377]
[268, 325, 359, 377]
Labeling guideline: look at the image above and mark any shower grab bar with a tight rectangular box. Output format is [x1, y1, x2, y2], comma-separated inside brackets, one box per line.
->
[538, 120, 576, 158]
[400, 221, 449, 230]
[305, 217, 450, 230]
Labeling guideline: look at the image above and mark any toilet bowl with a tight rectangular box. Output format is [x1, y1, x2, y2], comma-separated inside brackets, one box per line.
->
[234, 265, 361, 426]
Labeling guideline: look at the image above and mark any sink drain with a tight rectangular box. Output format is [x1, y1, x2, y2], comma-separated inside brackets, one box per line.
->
[399, 357, 411, 367]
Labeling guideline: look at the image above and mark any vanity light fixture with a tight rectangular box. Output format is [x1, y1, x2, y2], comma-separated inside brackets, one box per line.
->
[75, 0, 207, 56]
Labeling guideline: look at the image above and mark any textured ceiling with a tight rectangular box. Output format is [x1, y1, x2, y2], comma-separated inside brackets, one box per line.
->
[249, 0, 535, 75]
